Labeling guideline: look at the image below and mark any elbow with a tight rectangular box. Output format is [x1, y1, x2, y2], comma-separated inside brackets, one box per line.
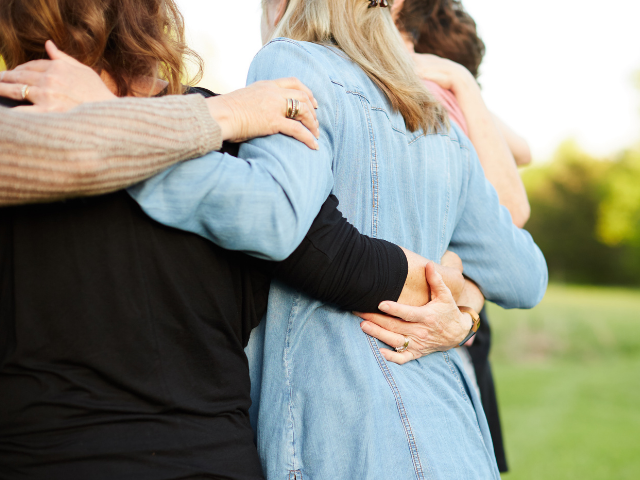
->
[514, 143, 532, 167]
[487, 247, 548, 310]
[513, 250, 549, 309]
[226, 193, 305, 262]
[512, 201, 531, 229]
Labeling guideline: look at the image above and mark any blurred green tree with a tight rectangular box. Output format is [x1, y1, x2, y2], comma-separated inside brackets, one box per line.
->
[597, 150, 640, 247]
[522, 142, 640, 285]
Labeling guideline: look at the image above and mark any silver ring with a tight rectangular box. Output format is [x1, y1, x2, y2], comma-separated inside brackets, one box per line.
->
[21, 84, 30, 100]
[395, 337, 409, 353]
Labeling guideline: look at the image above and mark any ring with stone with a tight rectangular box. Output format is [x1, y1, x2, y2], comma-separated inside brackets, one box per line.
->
[395, 337, 410, 353]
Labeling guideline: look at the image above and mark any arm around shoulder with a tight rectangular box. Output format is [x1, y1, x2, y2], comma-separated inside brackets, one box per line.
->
[0, 94, 222, 206]
[132, 40, 338, 261]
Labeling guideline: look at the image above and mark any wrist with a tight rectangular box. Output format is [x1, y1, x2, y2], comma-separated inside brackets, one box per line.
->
[458, 306, 480, 346]
[449, 69, 481, 101]
[206, 96, 234, 141]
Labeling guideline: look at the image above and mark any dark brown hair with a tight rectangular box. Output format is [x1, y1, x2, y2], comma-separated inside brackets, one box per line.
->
[397, 0, 485, 78]
[0, 0, 203, 96]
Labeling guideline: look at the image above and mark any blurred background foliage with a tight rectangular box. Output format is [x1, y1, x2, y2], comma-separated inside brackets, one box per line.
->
[487, 72, 640, 479]
[518, 71, 640, 287]
[522, 140, 640, 286]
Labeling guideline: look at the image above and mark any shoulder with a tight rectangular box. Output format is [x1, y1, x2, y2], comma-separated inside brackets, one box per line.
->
[256, 38, 334, 61]
[250, 39, 345, 79]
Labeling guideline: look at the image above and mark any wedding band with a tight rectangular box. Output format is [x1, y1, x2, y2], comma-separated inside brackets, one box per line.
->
[395, 337, 410, 353]
[21, 84, 30, 100]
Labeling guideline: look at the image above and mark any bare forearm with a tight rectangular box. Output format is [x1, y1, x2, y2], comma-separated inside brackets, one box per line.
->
[397, 247, 431, 306]
[457, 279, 485, 312]
[452, 77, 530, 227]
[0, 94, 221, 206]
[397, 247, 465, 307]
[492, 113, 532, 167]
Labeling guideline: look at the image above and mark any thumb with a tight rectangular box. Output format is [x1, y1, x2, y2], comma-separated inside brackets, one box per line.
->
[425, 261, 454, 302]
[45, 40, 73, 63]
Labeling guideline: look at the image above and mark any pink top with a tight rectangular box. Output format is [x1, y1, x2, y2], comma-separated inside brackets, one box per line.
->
[423, 79, 469, 136]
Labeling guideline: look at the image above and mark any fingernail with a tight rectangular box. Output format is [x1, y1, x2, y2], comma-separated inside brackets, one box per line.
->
[314, 141, 319, 150]
[378, 302, 389, 312]
[360, 321, 370, 332]
[314, 100, 319, 108]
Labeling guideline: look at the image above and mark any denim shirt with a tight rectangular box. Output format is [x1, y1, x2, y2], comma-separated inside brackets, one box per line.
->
[129, 39, 547, 480]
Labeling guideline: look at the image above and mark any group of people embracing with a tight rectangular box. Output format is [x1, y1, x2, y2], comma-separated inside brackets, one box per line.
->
[0, 0, 547, 479]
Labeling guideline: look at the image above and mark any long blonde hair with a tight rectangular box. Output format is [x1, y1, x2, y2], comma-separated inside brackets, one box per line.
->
[263, 0, 446, 133]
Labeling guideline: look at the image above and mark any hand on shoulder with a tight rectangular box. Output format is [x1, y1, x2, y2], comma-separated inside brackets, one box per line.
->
[0, 41, 116, 112]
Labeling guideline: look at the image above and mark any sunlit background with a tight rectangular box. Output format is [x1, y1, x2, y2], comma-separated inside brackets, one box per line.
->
[177, 1, 640, 479]
[179, 0, 640, 162]
[1, 0, 638, 478]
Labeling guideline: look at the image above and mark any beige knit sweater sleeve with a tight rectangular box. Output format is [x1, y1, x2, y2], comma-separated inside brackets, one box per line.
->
[0, 94, 222, 206]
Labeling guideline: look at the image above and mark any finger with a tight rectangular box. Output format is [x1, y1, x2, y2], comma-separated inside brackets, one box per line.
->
[277, 119, 319, 150]
[276, 77, 318, 108]
[0, 70, 43, 86]
[376, 301, 424, 324]
[357, 311, 415, 333]
[379, 347, 415, 365]
[0, 82, 28, 100]
[284, 88, 317, 124]
[12, 60, 54, 73]
[45, 40, 81, 66]
[13, 104, 49, 113]
[360, 321, 407, 350]
[425, 261, 455, 302]
[291, 101, 320, 139]
[0, 83, 44, 105]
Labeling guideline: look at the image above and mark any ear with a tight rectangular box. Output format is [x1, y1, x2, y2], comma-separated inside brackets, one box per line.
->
[391, 0, 405, 21]
[274, 0, 288, 27]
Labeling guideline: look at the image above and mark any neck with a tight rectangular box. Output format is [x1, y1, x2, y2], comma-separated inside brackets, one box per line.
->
[401, 32, 416, 53]
[100, 71, 169, 97]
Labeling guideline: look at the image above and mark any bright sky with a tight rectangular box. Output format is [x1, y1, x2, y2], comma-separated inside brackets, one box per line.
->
[178, 0, 640, 161]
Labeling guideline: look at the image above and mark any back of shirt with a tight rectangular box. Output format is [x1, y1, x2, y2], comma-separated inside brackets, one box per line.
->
[0, 191, 266, 480]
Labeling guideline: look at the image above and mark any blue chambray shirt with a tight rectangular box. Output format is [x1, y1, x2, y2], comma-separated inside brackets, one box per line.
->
[129, 39, 547, 479]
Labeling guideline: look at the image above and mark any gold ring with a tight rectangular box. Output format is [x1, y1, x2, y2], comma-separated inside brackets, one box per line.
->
[286, 98, 296, 119]
[395, 337, 410, 353]
[21, 84, 30, 101]
[290, 99, 300, 119]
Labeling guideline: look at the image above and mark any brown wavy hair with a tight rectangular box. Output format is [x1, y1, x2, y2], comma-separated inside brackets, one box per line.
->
[397, 0, 485, 78]
[0, 0, 203, 96]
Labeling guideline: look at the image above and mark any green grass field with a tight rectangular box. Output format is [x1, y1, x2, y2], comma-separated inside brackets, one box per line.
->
[486, 284, 640, 479]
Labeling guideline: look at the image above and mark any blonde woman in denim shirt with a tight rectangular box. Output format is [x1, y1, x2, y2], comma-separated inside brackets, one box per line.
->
[125, 0, 548, 478]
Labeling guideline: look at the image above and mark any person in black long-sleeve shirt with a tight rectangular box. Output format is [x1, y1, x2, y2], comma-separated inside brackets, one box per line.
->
[0, 86, 421, 478]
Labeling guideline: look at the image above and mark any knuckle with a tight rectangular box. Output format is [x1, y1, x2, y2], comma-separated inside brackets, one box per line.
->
[416, 330, 430, 343]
